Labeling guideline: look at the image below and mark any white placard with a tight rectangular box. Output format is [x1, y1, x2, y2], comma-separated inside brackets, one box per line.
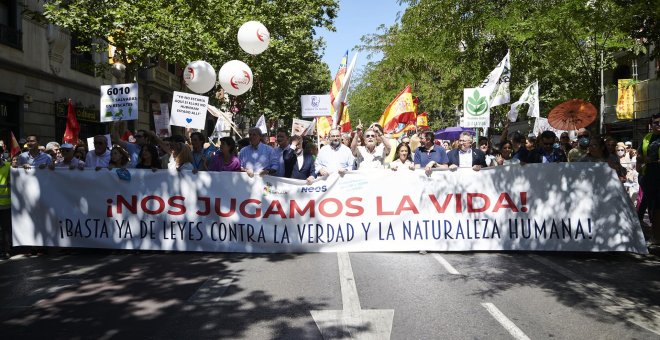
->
[155, 103, 172, 137]
[292, 118, 313, 136]
[301, 95, 332, 117]
[100, 83, 139, 122]
[170, 91, 209, 129]
[86, 134, 111, 152]
[463, 88, 490, 128]
[10, 163, 647, 254]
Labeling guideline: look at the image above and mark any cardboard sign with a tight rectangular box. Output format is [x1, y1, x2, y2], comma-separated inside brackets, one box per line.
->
[170, 91, 209, 129]
[100, 83, 139, 122]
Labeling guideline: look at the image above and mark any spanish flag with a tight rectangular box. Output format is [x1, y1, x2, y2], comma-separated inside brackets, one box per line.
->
[379, 85, 416, 133]
[318, 52, 349, 138]
[9, 131, 21, 158]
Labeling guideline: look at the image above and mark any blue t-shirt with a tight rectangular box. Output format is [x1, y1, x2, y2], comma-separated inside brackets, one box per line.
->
[414, 146, 448, 167]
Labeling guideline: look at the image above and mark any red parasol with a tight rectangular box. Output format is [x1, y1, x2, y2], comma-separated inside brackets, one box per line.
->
[547, 99, 597, 131]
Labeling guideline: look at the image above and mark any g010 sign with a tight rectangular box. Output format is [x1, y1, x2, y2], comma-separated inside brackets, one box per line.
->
[100, 83, 139, 122]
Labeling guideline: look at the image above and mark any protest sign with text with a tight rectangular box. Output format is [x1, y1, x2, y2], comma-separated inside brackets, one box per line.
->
[100, 83, 139, 122]
[170, 91, 209, 129]
[11, 163, 646, 254]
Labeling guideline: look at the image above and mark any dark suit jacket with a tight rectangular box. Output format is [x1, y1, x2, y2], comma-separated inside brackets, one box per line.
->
[447, 148, 488, 167]
[283, 149, 316, 179]
[526, 147, 567, 163]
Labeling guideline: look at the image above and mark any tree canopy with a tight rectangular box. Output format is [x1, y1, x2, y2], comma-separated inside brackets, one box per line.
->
[43, 0, 339, 123]
[350, 0, 656, 131]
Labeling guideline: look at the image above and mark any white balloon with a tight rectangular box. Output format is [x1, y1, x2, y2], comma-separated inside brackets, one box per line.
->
[237, 21, 270, 55]
[183, 60, 216, 94]
[218, 60, 253, 96]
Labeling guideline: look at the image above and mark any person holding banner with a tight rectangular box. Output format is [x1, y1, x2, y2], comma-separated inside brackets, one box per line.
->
[447, 132, 488, 171]
[526, 131, 567, 164]
[16, 134, 52, 169]
[208, 137, 241, 172]
[351, 124, 391, 170]
[282, 135, 316, 184]
[168, 141, 194, 171]
[239, 127, 278, 177]
[136, 144, 161, 171]
[315, 128, 354, 177]
[389, 143, 414, 171]
[190, 132, 209, 171]
[414, 130, 448, 175]
[49, 143, 85, 170]
[272, 128, 292, 177]
[85, 135, 111, 170]
[494, 140, 520, 166]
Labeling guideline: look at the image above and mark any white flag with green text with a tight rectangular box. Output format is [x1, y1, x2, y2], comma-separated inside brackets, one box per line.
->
[478, 51, 510, 107]
[508, 81, 539, 122]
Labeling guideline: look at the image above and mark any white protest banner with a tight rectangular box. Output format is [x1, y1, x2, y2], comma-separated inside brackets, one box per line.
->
[11, 163, 646, 254]
[170, 91, 209, 129]
[463, 88, 490, 128]
[100, 83, 139, 122]
[154, 103, 171, 137]
[292, 118, 313, 136]
[301, 95, 332, 117]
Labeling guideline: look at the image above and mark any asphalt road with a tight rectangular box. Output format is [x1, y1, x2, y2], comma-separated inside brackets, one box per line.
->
[1, 249, 659, 339]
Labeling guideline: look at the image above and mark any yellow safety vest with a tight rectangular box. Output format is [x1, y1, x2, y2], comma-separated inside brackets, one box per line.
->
[0, 161, 9, 209]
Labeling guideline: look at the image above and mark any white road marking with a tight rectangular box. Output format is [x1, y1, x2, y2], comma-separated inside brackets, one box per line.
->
[311, 253, 394, 339]
[337, 252, 361, 313]
[481, 302, 531, 340]
[432, 253, 460, 275]
[531, 255, 660, 336]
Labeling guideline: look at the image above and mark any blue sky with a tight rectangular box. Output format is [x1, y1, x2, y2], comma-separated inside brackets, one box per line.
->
[316, 0, 406, 76]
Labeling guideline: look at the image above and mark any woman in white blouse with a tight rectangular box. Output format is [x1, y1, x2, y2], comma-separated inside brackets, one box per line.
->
[389, 143, 415, 171]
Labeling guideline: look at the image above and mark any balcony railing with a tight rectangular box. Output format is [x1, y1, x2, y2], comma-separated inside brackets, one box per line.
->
[71, 53, 95, 76]
[0, 23, 22, 50]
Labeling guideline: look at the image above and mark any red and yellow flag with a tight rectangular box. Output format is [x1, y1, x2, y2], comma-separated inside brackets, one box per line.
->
[9, 131, 21, 158]
[318, 52, 349, 138]
[379, 85, 416, 133]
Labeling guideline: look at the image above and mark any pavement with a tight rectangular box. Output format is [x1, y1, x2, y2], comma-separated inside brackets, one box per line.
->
[1, 248, 660, 339]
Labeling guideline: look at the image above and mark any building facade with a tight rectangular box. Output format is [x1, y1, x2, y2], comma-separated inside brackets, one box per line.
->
[0, 0, 183, 147]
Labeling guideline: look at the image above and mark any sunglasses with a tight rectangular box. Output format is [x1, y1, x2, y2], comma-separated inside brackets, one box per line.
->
[653, 121, 660, 126]
[365, 134, 376, 138]
[94, 141, 105, 145]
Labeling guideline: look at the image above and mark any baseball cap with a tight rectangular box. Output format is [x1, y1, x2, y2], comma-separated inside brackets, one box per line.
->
[61, 143, 74, 149]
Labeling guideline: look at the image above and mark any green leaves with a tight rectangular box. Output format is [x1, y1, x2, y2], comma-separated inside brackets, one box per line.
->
[43, 0, 339, 123]
[466, 90, 487, 116]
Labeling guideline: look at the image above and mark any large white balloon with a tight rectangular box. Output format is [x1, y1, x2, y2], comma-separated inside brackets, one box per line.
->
[237, 21, 270, 55]
[183, 60, 216, 94]
[218, 60, 253, 96]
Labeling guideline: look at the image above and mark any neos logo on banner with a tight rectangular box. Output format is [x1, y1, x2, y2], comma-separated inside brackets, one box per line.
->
[301, 95, 331, 117]
[170, 91, 209, 129]
[463, 88, 490, 128]
[100, 83, 139, 122]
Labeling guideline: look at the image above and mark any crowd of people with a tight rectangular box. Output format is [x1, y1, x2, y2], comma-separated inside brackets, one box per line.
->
[0, 113, 659, 256]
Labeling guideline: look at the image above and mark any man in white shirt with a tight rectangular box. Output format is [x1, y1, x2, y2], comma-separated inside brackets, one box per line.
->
[85, 135, 111, 169]
[351, 124, 390, 170]
[446, 132, 487, 171]
[315, 128, 355, 177]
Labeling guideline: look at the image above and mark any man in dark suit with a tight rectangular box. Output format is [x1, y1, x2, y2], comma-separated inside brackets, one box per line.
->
[526, 130, 567, 163]
[447, 132, 488, 171]
[283, 135, 316, 184]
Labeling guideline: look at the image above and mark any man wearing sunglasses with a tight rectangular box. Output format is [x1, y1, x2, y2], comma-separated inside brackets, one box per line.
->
[638, 113, 660, 245]
[351, 122, 391, 170]
[526, 130, 567, 163]
[85, 135, 111, 169]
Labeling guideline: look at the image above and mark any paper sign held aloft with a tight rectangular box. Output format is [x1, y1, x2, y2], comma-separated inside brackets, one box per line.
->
[170, 91, 209, 129]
